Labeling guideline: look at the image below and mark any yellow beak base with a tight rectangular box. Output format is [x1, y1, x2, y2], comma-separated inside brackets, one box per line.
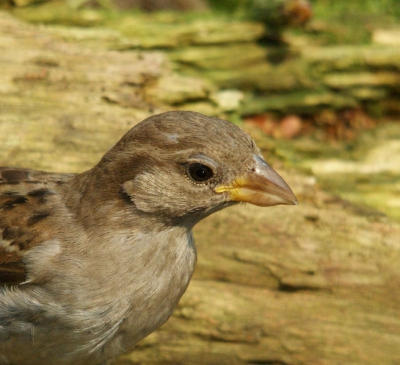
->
[215, 159, 297, 207]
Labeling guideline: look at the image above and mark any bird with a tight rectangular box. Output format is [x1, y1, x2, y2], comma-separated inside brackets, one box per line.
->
[0, 111, 297, 365]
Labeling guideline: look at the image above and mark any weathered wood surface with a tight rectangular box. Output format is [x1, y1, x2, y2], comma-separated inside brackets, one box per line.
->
[0, 11, 400, 365]
[0, 11, 217, 172]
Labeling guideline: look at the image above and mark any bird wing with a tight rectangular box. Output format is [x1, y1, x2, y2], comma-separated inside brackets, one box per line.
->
[0, 167, 74, 285]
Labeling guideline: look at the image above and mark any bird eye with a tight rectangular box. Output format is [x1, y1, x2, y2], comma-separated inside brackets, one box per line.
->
[187, 163, 214, 183]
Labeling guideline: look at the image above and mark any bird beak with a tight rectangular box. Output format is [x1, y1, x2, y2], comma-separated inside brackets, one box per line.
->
[215, 156, 298, 207]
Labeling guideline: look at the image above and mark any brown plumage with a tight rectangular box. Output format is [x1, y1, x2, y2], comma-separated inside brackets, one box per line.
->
[0, 111, 296, 365]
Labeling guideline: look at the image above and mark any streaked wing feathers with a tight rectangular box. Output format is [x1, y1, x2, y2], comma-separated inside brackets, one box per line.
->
[0, 167, 74, 284]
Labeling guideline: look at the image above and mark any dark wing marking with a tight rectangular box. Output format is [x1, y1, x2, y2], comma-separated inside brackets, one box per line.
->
[0, 251, 25, 284]
[0, 167, 75, 285]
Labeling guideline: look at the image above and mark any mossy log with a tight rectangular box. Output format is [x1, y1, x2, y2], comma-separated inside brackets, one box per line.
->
[9, 5, 400, 116]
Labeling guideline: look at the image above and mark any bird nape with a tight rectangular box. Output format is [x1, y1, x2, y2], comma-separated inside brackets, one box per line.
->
[0, 111, 297, 365]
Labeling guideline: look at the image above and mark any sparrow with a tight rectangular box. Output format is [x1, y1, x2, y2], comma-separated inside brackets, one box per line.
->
[0, 111, 297, 365]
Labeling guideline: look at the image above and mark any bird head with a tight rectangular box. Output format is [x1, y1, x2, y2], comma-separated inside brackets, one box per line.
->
[100, 111, 297, 226]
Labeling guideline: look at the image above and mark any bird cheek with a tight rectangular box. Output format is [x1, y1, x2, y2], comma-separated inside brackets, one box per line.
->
[122, 175, 195, 217]
[122, 180, 155, 213]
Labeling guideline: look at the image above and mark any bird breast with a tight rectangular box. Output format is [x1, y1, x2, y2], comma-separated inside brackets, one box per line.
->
[91, 227, 198, 359]
[0, 227, 197, 365]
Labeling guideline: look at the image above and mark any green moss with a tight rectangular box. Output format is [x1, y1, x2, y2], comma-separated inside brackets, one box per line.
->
[307, 0, 400, 45]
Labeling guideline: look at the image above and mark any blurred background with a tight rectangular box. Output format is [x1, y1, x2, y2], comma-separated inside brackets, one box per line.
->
[0, 0, 399, 364]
